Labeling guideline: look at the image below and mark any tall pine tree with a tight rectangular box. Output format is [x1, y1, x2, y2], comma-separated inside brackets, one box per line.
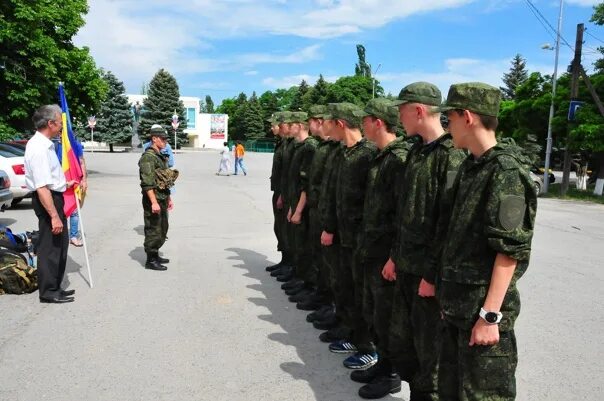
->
[205, 95, 215, 113]
[229, 92, 248, 140]
[139, 68, 188, 148]
[260, 91, 279, 137]
[500, 54, 528, 100]
[95, 71, 133, 152]
[309, 74, 330, 105]
[243, 92, 265, 140]
[289, 80, 310, 111]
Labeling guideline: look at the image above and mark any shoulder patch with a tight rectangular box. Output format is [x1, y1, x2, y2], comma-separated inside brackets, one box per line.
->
[499, 195, 526, 231]
[446, 170, 458, 189]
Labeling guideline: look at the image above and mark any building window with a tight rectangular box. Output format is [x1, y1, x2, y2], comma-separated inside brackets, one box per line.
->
[187, 108, 196, 129]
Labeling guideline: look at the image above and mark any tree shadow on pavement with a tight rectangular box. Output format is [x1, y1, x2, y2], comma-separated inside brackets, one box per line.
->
[225, 247, 399, 401]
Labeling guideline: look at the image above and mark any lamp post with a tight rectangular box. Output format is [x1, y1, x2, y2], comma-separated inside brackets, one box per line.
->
[87, 116, 96, 153]
[171, 112, 180, 150]
[542, 0, 564, 193]
[371, 63, 382, 99]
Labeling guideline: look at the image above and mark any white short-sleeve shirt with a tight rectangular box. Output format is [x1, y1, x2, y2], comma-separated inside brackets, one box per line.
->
[24, 131, 67, 193]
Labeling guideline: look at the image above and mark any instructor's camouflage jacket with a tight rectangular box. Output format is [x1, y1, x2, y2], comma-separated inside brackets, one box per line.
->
[139, 148, 170, 201]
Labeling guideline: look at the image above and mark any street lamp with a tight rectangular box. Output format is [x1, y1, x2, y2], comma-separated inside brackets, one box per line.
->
[372, 63, 382, 99]
[542, 0, 564, 194]
[171, 112, 180, 150]
[87, 116, 96, 153]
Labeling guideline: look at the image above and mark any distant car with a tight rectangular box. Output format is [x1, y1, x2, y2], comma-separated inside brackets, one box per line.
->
[0, 144, 32, 206]
[0, 170, 14, 210]
[529, 171, 544, 196]
[532, 167, 555, 185]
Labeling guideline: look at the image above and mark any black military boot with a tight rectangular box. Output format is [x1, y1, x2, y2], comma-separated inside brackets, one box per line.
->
[157, 255, 170, 263]
[145, 253, 167, 271]
[350, 360, 387, 384]
[266, 262, 282, 272]
[358, 373, 402, 399]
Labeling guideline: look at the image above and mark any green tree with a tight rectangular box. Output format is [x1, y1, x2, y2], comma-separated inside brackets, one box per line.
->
[0, 0, 107, 138]
[139, 69, 188, 148]
[500, 54, 529, 100]
[95, 71, 132, 152]
[228, 92, 248, 140]
[216, 98, 237, 116]
[274, 87, 299, 110]
[326, 75, 382, 106]
[259, 90, 279, 136]
[289, 79, 311, 111]
[242, 92, 265, 140]
[355, 44, 371, 77]
[205, 95, 215, 113]
[308, 74, 331, 105]
[590, 3, 604, 73]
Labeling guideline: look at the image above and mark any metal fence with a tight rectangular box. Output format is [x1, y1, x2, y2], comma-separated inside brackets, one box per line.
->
[228, 140, 276, 153]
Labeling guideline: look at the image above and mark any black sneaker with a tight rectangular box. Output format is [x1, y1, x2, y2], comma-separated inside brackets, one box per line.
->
[358, 374, 402, 399]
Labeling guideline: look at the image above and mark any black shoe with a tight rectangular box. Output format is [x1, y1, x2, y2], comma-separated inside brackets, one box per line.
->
[60, 289, 75, 297]
[350, 362, 384, 384]
[319, 327, 349, 343]
[297, 299, 323, 311]
[288, 289, 314, 303]
[270, 266, 286, 277]
[157, 256, 170, 263]
[40, 295, 74, 304]
[306, 305, 334, 322]
[285, 286, 307, 296]
[281, 278, 305, 290]
[313, 315, 338, 330]
[145, 258, 167, 271]
[266, 262, 282, 272]
[358, 374, 402, 399]
[276, 271, 295, 282]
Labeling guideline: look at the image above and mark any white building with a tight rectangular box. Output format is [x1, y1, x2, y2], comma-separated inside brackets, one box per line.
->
[127, 94, 228, 150]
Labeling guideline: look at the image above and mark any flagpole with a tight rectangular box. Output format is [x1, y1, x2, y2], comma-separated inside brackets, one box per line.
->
[75, 195, 93, 288]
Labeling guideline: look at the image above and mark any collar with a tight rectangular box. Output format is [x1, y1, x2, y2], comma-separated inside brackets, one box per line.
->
[35, 131, 55, 149]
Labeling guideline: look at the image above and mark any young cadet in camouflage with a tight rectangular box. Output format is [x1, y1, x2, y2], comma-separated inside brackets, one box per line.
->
[351, 98, 412, 399]
[285, 112, 319, 304]
[266, 113, 287, 272]
[272, 112, 297, 282]
[302, 105, 335, 312]
[435, 82, 537, 401]
[386, 82, 467, 401]
[326, 102, 379, 370]
[317, 114, 348, 343]
[138, 125, 174, 271]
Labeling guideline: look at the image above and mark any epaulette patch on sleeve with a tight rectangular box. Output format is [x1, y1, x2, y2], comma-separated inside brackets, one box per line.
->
[499, 195, 526, 231]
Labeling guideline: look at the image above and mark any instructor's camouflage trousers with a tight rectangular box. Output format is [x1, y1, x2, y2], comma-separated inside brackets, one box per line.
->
[143, 196, 169, 255]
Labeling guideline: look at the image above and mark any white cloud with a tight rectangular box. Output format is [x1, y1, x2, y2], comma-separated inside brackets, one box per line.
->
[236, 45, 322, 66]
[565, 0, 601, 6]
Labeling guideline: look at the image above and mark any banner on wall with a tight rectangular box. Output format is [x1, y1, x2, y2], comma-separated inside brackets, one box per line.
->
[210, 114, 226, 139]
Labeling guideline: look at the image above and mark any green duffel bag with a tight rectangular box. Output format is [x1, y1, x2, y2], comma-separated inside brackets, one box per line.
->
[0, 248, 37, 295]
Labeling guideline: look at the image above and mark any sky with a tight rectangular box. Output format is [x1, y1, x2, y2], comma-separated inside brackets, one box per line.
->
[74, 0, 604, 105]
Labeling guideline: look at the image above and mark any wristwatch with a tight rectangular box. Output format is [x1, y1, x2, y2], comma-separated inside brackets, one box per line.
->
[479, 308, 503, 324]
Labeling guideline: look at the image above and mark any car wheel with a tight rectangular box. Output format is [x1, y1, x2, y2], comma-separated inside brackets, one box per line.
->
[534, 181, 542, 195]
[11, 197, 23, 207]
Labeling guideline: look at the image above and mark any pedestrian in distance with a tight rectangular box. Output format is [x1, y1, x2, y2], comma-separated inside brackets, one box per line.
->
[233, 141, 247, 176]
[216, 141, 231, 176]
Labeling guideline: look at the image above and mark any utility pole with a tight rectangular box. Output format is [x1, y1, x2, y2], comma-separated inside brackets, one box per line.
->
[561, 23, 584, 196]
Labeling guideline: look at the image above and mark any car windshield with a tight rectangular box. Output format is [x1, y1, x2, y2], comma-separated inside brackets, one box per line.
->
[0, 144, 24, 157]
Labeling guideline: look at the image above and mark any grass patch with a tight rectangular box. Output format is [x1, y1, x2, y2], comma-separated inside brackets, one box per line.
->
[542, 183, 604, 205]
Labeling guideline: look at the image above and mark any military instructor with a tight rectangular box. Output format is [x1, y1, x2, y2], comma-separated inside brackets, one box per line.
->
[139, 124, 177, 271]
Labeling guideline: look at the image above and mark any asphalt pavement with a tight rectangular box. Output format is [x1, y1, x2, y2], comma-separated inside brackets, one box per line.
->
[0, 150, 602, 401]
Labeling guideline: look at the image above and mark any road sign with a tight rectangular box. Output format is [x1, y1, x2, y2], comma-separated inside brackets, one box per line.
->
[568, 100, 584, 121]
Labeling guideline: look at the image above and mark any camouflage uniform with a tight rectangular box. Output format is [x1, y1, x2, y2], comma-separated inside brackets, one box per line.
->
[286, 112, 318, 282]
[435, 83, 537, 401]
[139, 147, 170, 257]
[306, 105, 332, 290]
[330, 103, 378, 353]
[279, 113, 297, 261]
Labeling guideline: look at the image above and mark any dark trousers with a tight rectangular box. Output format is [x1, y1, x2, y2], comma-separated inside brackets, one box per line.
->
[33, 191, 69, 299]
[272, 192, 284, 253]
[143, 196, 169, 255]
[439, 322, 517, 401]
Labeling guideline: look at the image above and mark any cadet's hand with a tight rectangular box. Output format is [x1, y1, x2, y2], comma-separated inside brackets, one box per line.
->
[151, 202, 161, 214]
[80, 178, 88, 193]
[291, 211, 302, 225]
[276, 195, 284, 210]
[469, 319, 500, 346]
[418, 279, 435, 297]
[168, 198, 174, 211]
[66, 180, 78, 188]
[51, 216, 63, 235]
[287, 207, 292, 222]
[320, 231, 334, 246]
[381, 258, 396, 281]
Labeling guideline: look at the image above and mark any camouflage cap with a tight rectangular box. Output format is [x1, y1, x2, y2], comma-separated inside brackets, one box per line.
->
[290, 111, 309, 123]
[327, 102, 362, 126]
[437, 82, 501, 117]
[308, 105, 327, 119]
[392, 81, 442, 106]
[267, 112, 281, 124]
[149, 124, 167, 137]
[278, 111, 294, 124]
[355, 98, 399, 126]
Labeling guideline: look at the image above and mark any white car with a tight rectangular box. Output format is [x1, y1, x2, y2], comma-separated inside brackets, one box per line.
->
[0, 170, 14, 210]
[0, 144, 32, 206]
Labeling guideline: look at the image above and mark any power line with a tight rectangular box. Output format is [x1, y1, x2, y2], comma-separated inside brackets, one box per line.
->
[585, 30, 604, 46]
[524, 0, 574, 51]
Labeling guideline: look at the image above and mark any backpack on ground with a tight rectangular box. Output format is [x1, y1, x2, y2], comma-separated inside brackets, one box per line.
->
[0, 248, 38, 295]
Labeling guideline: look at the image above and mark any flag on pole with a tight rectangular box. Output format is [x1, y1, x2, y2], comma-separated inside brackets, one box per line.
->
[58, 83, 84, 217]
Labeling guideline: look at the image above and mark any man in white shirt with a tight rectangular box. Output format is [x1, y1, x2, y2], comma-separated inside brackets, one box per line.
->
[25, 104, 76, 304]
